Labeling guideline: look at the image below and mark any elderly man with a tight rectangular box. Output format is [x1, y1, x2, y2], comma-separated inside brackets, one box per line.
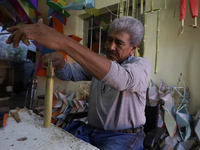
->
[6, 16, 151, 150]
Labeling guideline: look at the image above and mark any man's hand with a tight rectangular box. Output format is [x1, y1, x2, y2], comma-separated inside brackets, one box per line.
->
[41, 52, 66, 70]
[6, 18, 65, 51]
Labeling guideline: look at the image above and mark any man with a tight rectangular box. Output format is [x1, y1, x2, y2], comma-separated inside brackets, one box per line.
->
[6, 16, 151, 150]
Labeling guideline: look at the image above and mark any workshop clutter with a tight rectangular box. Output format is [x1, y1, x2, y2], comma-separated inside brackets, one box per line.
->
[0, 106, 9, 127]
[35, 81, 90, 128]
[147, 75, 200, 150]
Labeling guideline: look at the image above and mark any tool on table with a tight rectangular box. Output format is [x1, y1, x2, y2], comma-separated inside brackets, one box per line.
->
[15, 107, 22, 112]
[24, 106, 32, 115]
[10, 110, 21, 123]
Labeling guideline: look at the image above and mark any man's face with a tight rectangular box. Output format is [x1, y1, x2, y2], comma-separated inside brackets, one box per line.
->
[105, 30, 136, 64]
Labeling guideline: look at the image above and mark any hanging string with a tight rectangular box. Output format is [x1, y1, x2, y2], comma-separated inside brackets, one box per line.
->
[103, 1, 119, 17]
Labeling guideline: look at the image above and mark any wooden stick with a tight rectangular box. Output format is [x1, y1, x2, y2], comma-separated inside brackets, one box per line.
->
[154, 10, 160, 74]
[0, 32, 11, 35]
[15, 107, 22, 112]
[43, 61, 54, 128]
[24, 106, 32, 115]
[10, 111, 21, 123]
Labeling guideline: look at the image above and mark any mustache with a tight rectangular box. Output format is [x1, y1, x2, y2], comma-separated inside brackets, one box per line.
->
[107, 50, 117, 55]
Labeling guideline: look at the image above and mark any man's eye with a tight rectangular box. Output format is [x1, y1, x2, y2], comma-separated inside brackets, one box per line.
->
[107, 39, 112, 42]
[116, 42, 123, 45]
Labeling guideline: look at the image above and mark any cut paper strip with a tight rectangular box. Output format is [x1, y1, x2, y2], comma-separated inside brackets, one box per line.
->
[64, 107, 72, 114]
[85, 8, 100, 16]
[164, 108, 177, 138]
[57, 0, 66, 7]
[18, 0, 29, 17]
[69, 35, 82, 42]
[60, 103, 67, 114]
[63, 0, 95, 10]
[70, 106, 78, 113]
[176, 104, 192, 142]
[52, 108, 62, 116]
[46, 1, 70, 17]
[1, 0, 21, 19]
[53, 100, 63, 108]
[58, 92, 67, 100]
[49, 10, 59, 19]
[28, 7, 36, 18]
[24, 0, 38, 10]
[0, 4, 16, 22]
[68, 99, 74, 107]
[55, 13, 66, 25]
[52, 16, 63, 33]
[9, 0, 26, 19]
[67, 92, 75, 100]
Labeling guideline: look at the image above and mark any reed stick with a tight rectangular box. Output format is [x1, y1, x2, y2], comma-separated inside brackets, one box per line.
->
[164, 0, 167, 9]
[132, 0, 136, 18]
[119, 0, 124, 17]
[43, 61, 54, 128]
[140, 0, 143, 14]
[143, 13, 147, 57]
[154, 10, 160, 74]
[151, 0, 154, 12]
[126, 0, 129, 16]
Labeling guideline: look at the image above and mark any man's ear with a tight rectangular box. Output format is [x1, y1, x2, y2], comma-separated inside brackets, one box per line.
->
[129, 44, 138, 55]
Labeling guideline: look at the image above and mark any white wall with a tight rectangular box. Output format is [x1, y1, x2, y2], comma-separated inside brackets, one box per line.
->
[145, 0, 200, 114]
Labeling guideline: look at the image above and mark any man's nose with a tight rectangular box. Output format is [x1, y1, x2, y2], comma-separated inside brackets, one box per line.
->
[110, 41, 116, 51]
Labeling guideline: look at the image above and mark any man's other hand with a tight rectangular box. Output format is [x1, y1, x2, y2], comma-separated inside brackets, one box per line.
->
[6, 18, 65, 51]
[41, 52, 66, 70]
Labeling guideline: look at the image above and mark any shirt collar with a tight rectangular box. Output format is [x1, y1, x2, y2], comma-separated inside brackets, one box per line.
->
[121, 54, 135, 65]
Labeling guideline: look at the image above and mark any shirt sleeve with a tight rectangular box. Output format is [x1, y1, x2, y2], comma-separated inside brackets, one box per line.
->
[101, 58, 151, 92]
[55, 60, 92, 81]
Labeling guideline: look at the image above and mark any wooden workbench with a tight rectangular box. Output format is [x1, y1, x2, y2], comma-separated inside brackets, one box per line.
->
[0, 110, 99, 150]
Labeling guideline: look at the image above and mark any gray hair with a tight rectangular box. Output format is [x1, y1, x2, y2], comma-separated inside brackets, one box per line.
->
[108, 16, 144, 47]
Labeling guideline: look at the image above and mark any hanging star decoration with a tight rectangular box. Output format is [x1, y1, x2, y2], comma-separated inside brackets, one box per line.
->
[0, 0, 41, 30]
[34, 0, 83, 77]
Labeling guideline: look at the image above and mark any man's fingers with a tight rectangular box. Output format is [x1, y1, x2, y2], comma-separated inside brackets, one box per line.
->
[38, 18, 43, 24]
[12, 31, 23, 48]
[6, 26, 19, 33]
[6, 30, 22, 48]
[21, 35, 30, 46]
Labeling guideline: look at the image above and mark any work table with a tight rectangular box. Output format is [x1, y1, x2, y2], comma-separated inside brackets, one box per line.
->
[0, 109, 99, 150]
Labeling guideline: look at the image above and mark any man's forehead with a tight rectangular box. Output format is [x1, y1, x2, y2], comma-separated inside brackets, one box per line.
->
[107, 30, 130, 41]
